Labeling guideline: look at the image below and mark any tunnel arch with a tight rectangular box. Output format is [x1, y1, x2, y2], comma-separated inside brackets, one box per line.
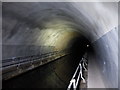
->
[2, 2, 118, 88]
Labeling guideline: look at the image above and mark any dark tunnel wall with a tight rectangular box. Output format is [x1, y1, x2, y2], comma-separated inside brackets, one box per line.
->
[2, 2, 118, 88]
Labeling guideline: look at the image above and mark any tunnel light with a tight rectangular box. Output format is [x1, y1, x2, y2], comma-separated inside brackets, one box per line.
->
[87, 45, 89, 47]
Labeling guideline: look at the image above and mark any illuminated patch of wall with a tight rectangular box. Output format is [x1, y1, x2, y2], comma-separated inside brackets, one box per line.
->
[36, 19, 80, 51]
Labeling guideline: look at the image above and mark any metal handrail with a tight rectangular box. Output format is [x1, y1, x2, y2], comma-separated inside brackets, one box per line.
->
[67, 53, 88, 89]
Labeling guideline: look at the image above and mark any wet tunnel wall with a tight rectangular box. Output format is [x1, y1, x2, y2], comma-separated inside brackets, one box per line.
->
[1, 2, 118, 88]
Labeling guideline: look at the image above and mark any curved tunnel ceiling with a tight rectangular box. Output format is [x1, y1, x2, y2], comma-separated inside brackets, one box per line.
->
[3, 2, 118, 41]
[2, 2, 118, 88]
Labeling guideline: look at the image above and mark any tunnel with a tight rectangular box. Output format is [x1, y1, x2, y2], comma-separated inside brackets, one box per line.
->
[1, 2, 119, 89]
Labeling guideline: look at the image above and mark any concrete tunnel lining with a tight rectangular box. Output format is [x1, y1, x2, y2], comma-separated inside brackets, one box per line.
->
[1, 2, 118, 88]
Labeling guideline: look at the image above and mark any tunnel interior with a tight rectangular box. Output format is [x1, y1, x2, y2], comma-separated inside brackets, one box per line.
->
[1, 2, 118, 89]
[3, 35, 91, 88]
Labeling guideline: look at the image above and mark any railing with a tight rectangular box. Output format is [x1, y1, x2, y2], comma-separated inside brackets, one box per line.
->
[2, 50, 69, 80]
[2, 51, 58, 67]
[67, 53, 88, 90]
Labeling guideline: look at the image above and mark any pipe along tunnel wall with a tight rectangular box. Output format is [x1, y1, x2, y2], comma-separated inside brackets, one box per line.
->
[2, 2, 118, 88]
